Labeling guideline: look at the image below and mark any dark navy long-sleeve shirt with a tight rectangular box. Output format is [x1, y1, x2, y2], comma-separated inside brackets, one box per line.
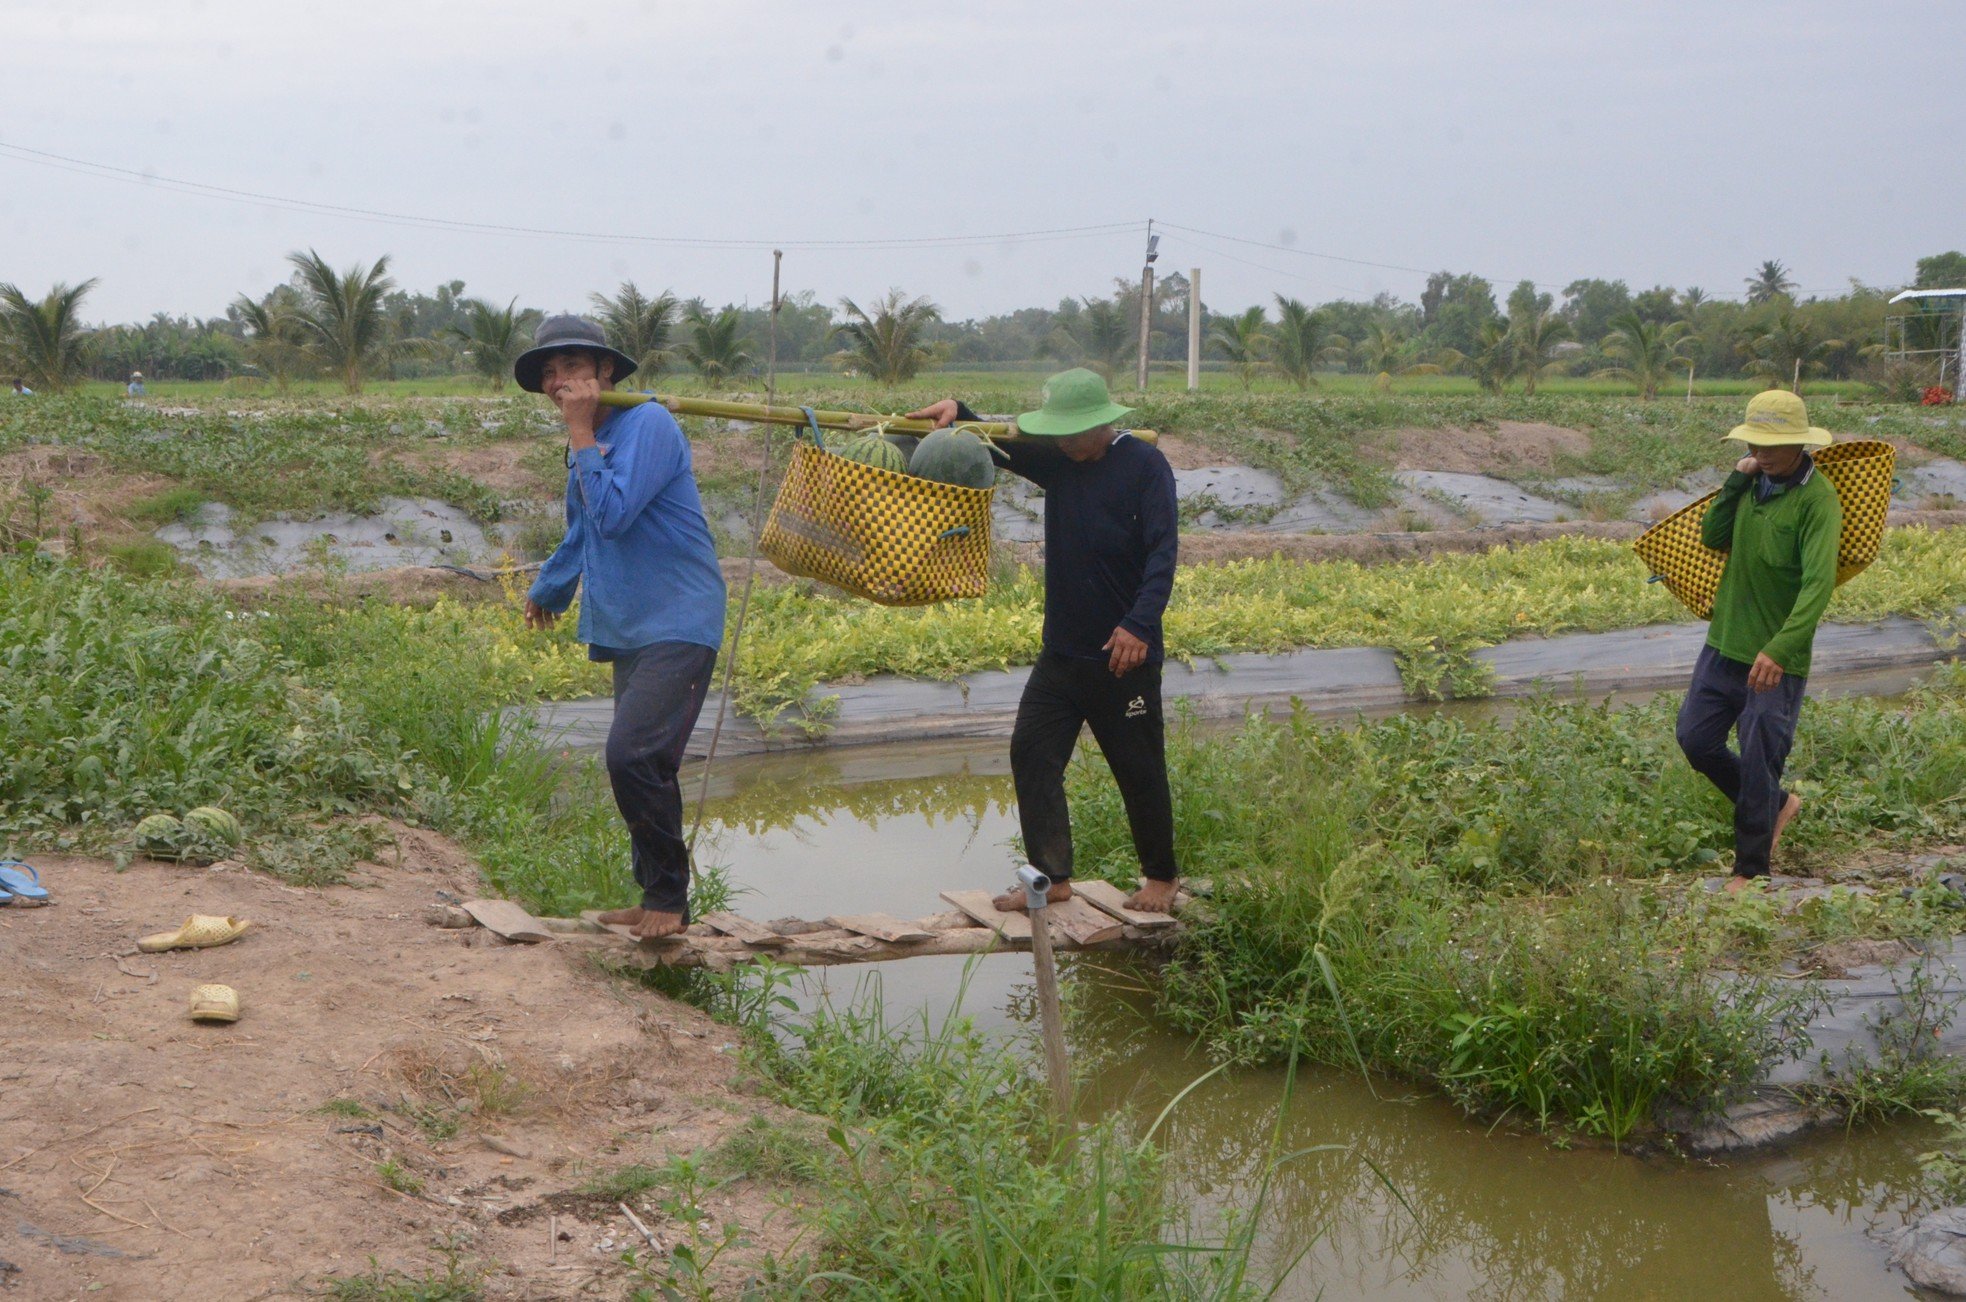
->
[959, 403, 1179, 662]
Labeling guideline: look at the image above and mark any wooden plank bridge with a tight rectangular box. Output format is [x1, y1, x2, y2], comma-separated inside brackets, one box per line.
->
[426, 879, 1192, 972]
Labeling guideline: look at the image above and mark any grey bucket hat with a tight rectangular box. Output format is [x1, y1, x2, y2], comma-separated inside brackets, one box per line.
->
[513, 314, 638, 393]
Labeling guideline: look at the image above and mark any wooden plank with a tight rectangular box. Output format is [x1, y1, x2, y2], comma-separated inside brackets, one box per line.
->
[461, 899, 554, 944]
[825, 913, 935, 944]
[1047, 896, 1124, 947]
[939, 890, 1032, 941]
[580, 910, 692, 947]
[1073, 880, 1178, 931]
[700, 911, 789, 948]
[563, 925, 1019, 970]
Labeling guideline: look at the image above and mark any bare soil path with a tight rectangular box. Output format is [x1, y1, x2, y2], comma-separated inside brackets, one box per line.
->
[0, 832, 800, 1299]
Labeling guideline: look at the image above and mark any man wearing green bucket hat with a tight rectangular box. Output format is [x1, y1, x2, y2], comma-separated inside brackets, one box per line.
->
[910, 369, 1182, 913]
[1677, 389, 1842, 893]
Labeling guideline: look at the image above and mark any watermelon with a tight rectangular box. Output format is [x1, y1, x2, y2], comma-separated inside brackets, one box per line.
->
[838, 436, 907, 473]
[883, 433, 921, 460]
[185, 806, 243, 847]
[907, 428, 997, 489]
[134, 813, 185, 856]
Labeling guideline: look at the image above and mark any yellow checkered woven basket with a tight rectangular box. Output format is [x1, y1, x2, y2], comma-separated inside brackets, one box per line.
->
[760, 438, 994, 605]
[1632, 439, 1895, 619]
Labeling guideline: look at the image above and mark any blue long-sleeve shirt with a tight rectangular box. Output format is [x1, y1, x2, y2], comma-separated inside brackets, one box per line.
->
[527, 402, 726, 659]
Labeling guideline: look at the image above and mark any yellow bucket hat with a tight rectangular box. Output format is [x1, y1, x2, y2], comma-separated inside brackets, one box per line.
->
[1726, 390, 1833, 448]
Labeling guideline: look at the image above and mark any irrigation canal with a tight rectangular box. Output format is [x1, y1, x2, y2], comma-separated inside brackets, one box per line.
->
[566, 662, 1956, 1298]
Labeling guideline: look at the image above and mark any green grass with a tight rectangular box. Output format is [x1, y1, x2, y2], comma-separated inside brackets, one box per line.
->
[1059, 665, 1966, 1139]
[716, 972, 1277, 1299]
[320, 1257, 481, 1302]
[125, 484, 209, 525]
[375, 1157, 424, 1196]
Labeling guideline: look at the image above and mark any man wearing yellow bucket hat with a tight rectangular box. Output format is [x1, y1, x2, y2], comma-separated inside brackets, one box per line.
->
[1677, 389, 1842, 893]
[910, 370, 1182, 914]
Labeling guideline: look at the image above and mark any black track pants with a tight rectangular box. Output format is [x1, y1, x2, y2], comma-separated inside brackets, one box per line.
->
[606, 641, 717, 917]
[1675, 644, 1806, 880]
[1010, 650, 1177, 883]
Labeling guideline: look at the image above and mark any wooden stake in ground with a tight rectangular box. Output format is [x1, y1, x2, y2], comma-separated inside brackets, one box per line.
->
[1017, 867, 1074, 1142]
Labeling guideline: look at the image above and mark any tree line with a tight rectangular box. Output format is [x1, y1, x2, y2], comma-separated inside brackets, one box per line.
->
[2, 249, 1961, 397]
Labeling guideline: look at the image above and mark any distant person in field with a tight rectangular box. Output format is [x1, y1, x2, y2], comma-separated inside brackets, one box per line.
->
[518, 315, 727, 940]
[1677, 389, 1842, 894]
[126, 371, 145, 397]
[9, 379, 30, 396]
[909, 369, 1182, 913]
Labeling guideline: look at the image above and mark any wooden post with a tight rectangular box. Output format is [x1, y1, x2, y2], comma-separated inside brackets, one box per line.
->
[1187, 267, 1202, 392]
[1027, 899, 1074, 1143]
[1686, 360, 1695, 403]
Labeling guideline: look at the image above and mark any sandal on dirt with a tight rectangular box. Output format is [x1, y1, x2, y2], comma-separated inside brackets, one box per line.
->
[187, 984, 241, 1023]
[0, 861, 48, 905]
[137, 915, 251, 953]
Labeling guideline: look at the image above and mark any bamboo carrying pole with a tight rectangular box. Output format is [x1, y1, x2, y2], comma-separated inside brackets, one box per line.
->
[596, 390, 1158, 444]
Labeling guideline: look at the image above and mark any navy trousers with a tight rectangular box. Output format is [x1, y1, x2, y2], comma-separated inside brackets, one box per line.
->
[1675, 644, 1807, 879]
[606, 641, 717, 917]
[1010, 651, 1178, 884]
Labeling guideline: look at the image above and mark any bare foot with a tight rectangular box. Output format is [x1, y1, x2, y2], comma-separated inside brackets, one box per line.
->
[597, 906, 647, 927]
[1724, 875, 1756, 895]
[1127, 879, 1179, 913]
[1772, 793, 1802, 853]
[993, 882, 1073, 913]
[630, 910, 687, 941]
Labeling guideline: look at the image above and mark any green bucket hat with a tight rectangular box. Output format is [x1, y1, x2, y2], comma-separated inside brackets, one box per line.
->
[1016, 368, 1135, 437]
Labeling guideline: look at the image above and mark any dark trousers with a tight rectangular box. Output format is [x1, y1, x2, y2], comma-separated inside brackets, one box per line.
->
[1010, 650, 1178, 883]
[1675, 644, 1807, 879]
[606, 641, 717, 917]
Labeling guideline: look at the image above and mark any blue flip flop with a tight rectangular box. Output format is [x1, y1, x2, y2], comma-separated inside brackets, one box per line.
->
[0, 861, 48, 905]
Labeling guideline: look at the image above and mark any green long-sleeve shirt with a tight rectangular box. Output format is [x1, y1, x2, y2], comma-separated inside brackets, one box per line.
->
[1700, 462, 1842, 677]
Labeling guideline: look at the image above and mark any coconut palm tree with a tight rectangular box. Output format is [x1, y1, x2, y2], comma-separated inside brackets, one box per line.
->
[1595, 312, 1692, 401]
[680, 307, 754, 384]
[1271, 296, 1348, 389]
[1739, 306, 1841, 393]
[1462, 318, 1515, 395]
[1209, 306, 1271, 391]
[1042, 298, 1133, 380]
[834, 290, 940, 385]
[287, 250, 401, 393]
[446, 298, 539, 391]
[230, 287, 311, 393]
[589, 281, 678, 375]
[1354, 321, 1408, 376]
[1744, 260, 1797, 306]
[1510, 308, 1572, 396]
[0, 278, 99, 392]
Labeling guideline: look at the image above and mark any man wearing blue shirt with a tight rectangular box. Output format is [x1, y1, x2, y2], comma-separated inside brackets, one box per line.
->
[518, 315, 727, 940]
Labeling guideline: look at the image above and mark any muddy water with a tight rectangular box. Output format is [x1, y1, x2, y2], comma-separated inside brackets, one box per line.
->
[687, 674, 1945, 1299]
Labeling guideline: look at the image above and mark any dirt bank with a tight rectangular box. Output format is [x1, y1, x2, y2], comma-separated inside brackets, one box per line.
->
[0, 831, 803, 1299]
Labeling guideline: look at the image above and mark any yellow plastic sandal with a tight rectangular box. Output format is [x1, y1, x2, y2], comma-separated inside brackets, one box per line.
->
[137, 915, 252, 953]
[187, 984, 241, 1023]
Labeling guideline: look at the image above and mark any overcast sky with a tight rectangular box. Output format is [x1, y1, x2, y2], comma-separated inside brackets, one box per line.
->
[3, 0, 1961, 326]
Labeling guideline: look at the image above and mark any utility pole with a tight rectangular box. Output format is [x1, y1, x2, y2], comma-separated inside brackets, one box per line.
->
[1186, 266, 1202, 392]
[1135, 221, 1158, 393]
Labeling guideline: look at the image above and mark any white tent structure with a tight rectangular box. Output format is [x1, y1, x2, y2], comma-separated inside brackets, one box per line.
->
[1886, 287, 1966, 391]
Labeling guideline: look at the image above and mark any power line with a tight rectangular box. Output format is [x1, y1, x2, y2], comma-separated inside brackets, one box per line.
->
[1157, 219, 1568, 293]
[0, 140, 1142, 251]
